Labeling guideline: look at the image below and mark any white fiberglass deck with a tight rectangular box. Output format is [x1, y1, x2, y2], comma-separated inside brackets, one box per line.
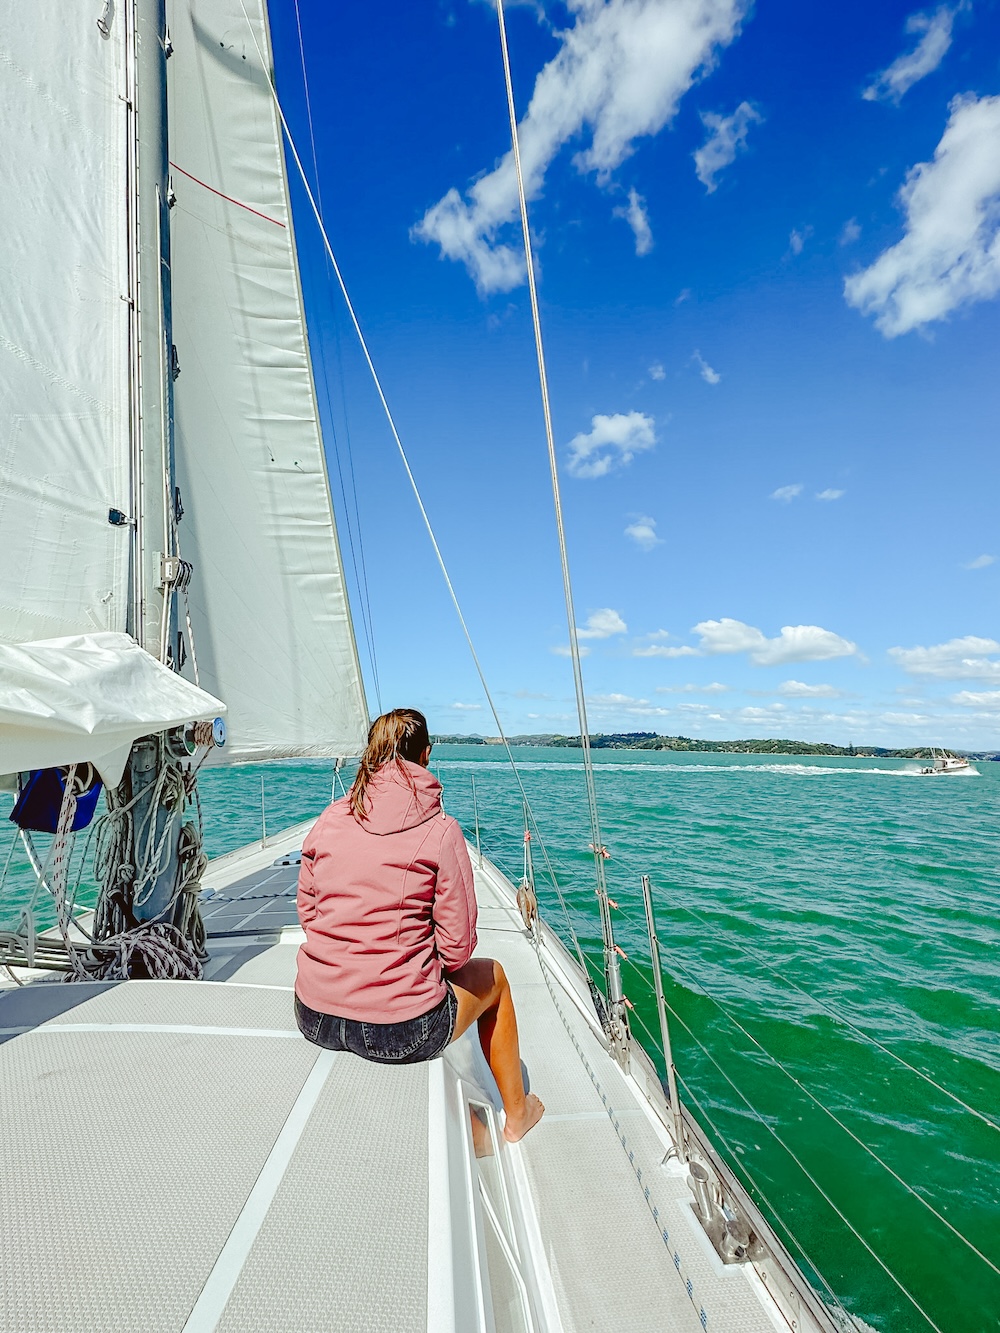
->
[0, 829, 798, 1332]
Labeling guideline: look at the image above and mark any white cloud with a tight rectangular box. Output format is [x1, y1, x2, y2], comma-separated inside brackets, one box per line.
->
[624, 515, 662, 551]
[577, 608, 628, 639]
[567, 411, 657, 478]
[675, 287, 692, 305]
[845, 94, 1000, 337]
[693, 618, 763, 654]
[633, 643, 700, 658]
[450, 701, 482, 710]
[551, 644, 592, 658]
[614, 187, 654, 255]
[693, 618, 860, 666]
[656, 682, 730, 694]
[649, 361, 666, 380]
[951, 689, 1000, 708]
[692, 349, 721, 384]
[771, 483, 803, 502]
[778, 680, 844, 698]
[693, 100, 762, 192]
[964, 553, 995, 569]
[863, 5, 959, 105]
[588, 692, 647, 706]
[889, 635, 1000, 680]
[643, 628, 672, 641]
[840, 218, 862, 246]
[877, 711, 933, 728]
[414, 0, 749, 292]
[816, 488, 845, 501]
[788, 226, 813, 256]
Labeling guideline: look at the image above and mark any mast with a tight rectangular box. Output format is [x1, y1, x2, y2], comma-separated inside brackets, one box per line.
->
[94, 0, 203, 952]
[129, 0, 178, 661]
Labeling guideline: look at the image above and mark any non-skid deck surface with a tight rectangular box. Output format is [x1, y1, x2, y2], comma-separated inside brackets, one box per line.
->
[0, 980, 427, 1333]
[203, 851, 779, 1333]
[199, 853, 302, 937]
[0, 851, 781, 1333]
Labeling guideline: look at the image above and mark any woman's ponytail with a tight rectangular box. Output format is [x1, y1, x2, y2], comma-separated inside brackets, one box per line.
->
[349, 708, 430, 821]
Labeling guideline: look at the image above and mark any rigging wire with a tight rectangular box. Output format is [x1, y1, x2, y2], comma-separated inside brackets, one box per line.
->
[494, 0, 612, 913]
[235, 16, 986, 1326]
[236, 0, 589, 970]
[290, 0, 381, 712]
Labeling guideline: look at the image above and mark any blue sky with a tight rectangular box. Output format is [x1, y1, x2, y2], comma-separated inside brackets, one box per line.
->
[271, 0, 1000, 747]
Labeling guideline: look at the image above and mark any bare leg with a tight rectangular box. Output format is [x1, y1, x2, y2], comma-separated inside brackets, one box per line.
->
[448, 957, 544, 1142]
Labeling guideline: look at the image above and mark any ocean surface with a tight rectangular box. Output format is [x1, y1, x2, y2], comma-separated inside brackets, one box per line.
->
[2, 746, 998, 1332]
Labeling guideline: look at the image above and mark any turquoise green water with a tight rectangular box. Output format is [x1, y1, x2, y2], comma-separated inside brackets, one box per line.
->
[2, 747, 998, 1331]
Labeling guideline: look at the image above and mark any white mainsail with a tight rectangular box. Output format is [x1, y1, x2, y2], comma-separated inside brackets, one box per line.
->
[167, 0, 369, 763]
[0, 6, 131, 645]
[0, 4, 228, 783]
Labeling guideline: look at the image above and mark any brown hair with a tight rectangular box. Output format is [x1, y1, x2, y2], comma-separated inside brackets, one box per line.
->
[349, 708, 431, 821]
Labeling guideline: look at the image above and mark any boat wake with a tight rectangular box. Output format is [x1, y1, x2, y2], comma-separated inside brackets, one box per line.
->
[436, 759, 979, 778]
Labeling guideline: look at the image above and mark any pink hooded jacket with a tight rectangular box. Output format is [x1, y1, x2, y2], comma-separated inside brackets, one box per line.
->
[294, 759, 477, 1023]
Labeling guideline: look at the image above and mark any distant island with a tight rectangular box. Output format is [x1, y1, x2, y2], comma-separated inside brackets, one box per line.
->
[431, 732, 1000, 760]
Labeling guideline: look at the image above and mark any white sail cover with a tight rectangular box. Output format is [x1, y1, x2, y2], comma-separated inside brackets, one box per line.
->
[0, 7, 131, 643]
[0, 634, 225, 786]
[167, 0, 369, 762]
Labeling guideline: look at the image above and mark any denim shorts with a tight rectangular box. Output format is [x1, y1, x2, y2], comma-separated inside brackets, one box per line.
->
[294, 985, 458, 1065]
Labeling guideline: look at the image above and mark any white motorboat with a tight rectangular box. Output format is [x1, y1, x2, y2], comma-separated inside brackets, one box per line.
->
[917, 747, 977, 775]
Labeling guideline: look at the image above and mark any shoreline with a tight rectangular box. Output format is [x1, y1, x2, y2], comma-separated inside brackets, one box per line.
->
[432, 733, 1000, 761]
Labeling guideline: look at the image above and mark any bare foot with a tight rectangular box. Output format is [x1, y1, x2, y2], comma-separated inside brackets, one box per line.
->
[503, 1093, 545, 1143]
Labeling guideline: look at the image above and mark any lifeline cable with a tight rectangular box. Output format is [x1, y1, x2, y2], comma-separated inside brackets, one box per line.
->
[653, 976, 948, 1333]
[603, 839, 1000, 1136]
[600, 850, 998, 1313]
[625, 940, 1000, 1280]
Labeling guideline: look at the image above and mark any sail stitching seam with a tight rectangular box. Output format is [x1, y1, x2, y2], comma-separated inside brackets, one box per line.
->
[169, 161, 285, 228]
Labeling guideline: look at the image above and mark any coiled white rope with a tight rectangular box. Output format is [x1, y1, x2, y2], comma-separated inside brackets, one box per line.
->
[2, 761, 207, 982]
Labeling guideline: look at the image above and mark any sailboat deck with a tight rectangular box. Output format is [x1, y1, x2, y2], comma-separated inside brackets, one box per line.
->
[0, 834, 788, 1332]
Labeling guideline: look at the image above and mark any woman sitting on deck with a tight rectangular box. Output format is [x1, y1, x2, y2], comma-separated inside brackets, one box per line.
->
[295, 708, 544, 1142]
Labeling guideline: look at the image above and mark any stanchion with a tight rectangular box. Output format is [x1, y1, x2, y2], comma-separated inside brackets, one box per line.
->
[471, 775, 483, 868]
[641, 873, 686, 1162]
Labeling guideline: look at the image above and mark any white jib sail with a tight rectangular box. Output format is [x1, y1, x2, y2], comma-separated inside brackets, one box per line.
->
[0, 6, 131, 644]
[167, 0, 369, 763]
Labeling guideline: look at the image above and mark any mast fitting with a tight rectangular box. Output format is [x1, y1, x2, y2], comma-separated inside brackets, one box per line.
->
[159, 553, 193, 592]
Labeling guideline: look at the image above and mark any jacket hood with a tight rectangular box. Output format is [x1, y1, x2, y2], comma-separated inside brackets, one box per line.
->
[354, 758, 443, 835]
